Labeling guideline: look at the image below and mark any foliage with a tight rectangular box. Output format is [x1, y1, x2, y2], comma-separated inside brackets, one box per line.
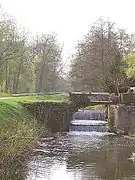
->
[30, 34, 63, 93]
[0, 9, 69, 94]
[101, 54, 128, 94]
[125, 54, 135, 78]
[70, 18, 135, 92]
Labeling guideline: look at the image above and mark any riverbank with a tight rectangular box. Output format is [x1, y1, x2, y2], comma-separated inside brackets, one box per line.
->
[0, 94, 68, 179]
[0, 102, 41, 179]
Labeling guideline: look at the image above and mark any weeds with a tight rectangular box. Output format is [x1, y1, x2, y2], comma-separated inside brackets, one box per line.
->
[0, 101, 42, 179]
[0, 94, 67, 178]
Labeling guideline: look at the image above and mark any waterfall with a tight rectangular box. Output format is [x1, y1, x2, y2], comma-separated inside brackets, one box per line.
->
[69, 110, 109, 133]
[72, 110, 106, 120]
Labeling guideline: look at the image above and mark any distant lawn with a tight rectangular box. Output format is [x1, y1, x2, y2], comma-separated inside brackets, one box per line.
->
[0, 92, 11, 97]
[0, 94, 69, 105]
[0, 94, 69, 125]
[81, 105, 106, 110]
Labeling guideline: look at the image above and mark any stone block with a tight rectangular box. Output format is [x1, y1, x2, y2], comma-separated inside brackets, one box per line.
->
[120, 93, 135, 105]
[112, 105, 135, 134]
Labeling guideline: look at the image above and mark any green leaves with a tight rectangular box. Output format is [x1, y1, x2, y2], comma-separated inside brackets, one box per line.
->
[70, 18, 135, 93]
[125, 54, 135, 78]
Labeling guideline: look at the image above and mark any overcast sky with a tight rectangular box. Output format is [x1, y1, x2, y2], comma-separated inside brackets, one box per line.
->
[0, 0, 135, 61]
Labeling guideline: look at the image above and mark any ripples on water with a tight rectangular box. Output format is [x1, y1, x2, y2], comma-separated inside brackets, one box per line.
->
[26, 133, 135, 180]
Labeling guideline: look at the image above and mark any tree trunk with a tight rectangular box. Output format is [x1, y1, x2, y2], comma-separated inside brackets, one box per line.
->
[5, 61, 9, 93]
[12, 61, 23, 93]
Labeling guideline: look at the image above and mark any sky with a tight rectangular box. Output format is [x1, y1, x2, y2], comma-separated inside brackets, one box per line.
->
[0, 0, 135, 61]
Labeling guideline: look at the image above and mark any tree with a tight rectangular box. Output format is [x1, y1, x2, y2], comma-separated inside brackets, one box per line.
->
[101, 53, 127, 94]
[0, 8, 68, 94]
[0, 9, 35, 93]
[31, 34, 63, 93]
[123, 53, 135, 88]
[125, 54, 135, 78]
[70, 18, 135, 92]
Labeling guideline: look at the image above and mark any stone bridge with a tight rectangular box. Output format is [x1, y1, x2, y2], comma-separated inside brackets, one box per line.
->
[69, 92, 117, 107]
[69, 90, 135, 106]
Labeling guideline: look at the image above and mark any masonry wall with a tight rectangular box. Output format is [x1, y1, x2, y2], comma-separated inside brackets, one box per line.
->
[112, 105, 135, 134]
[24, 102, 77, 133]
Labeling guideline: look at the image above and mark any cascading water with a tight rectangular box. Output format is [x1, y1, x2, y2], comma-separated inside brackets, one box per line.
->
[72, 110, 106, 121]
[69, 110, 109, 134]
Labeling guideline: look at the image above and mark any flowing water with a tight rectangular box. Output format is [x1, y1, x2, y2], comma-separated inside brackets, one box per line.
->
[26, 110, 135, 180]
[69, 110, 108, 133]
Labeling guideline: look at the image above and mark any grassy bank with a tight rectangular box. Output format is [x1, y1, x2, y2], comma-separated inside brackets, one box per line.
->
[0, 102, 40, 178]
[0, 95, 66, 178]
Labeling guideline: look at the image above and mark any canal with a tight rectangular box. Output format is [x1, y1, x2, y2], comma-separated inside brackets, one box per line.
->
[26, 133, 135, 180]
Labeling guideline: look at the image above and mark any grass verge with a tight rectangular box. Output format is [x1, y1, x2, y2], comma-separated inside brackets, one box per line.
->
[0, 92, 11, 97]
[0, 94, 68, 178]
[0, 101, 47, 179]
[0, 94, 69, 104]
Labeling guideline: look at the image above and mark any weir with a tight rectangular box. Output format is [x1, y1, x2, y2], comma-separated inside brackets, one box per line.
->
[69, 89, 135, 134]
[69, 110, 109, 133]
[25, 89, 135, 134]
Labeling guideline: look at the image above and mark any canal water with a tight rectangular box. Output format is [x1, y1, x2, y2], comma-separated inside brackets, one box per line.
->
[26, 110, 135, 180]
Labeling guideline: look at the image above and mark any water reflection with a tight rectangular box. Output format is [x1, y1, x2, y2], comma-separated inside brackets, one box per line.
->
[27, 157, 83, 180]
[26, 134, 135, 180]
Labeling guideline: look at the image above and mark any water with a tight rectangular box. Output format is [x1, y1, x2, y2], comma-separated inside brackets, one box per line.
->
[69, 123, 108, 132]
[26, 134, 135, 180]
[72, 110, 106, 120]
[70, 110, 108, 133]
[25, 110, 135, 180]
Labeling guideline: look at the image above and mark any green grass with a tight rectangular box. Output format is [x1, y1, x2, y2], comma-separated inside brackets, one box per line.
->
[0, 94, 69, 125]
[0, 92, 11, 97]
[0, 94, 69, 104]
[0, 94, 68, 177]
[0, 101, 39, 149]
[82, 105, 106, 110]
[0, 100, 43, 178]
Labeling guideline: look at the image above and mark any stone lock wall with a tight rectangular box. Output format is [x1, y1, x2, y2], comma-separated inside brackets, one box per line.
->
[24, 102, 78, 133]
[110, 105, 135, 134]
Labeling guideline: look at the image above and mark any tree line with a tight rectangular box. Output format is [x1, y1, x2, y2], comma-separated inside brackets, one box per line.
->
[70, 18, 135, 94]
[1, 8, 135, 94]
[0, 10, 69, 94]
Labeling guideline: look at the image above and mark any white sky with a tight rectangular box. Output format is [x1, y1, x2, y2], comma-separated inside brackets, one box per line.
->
[0, 0, 135, 61]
